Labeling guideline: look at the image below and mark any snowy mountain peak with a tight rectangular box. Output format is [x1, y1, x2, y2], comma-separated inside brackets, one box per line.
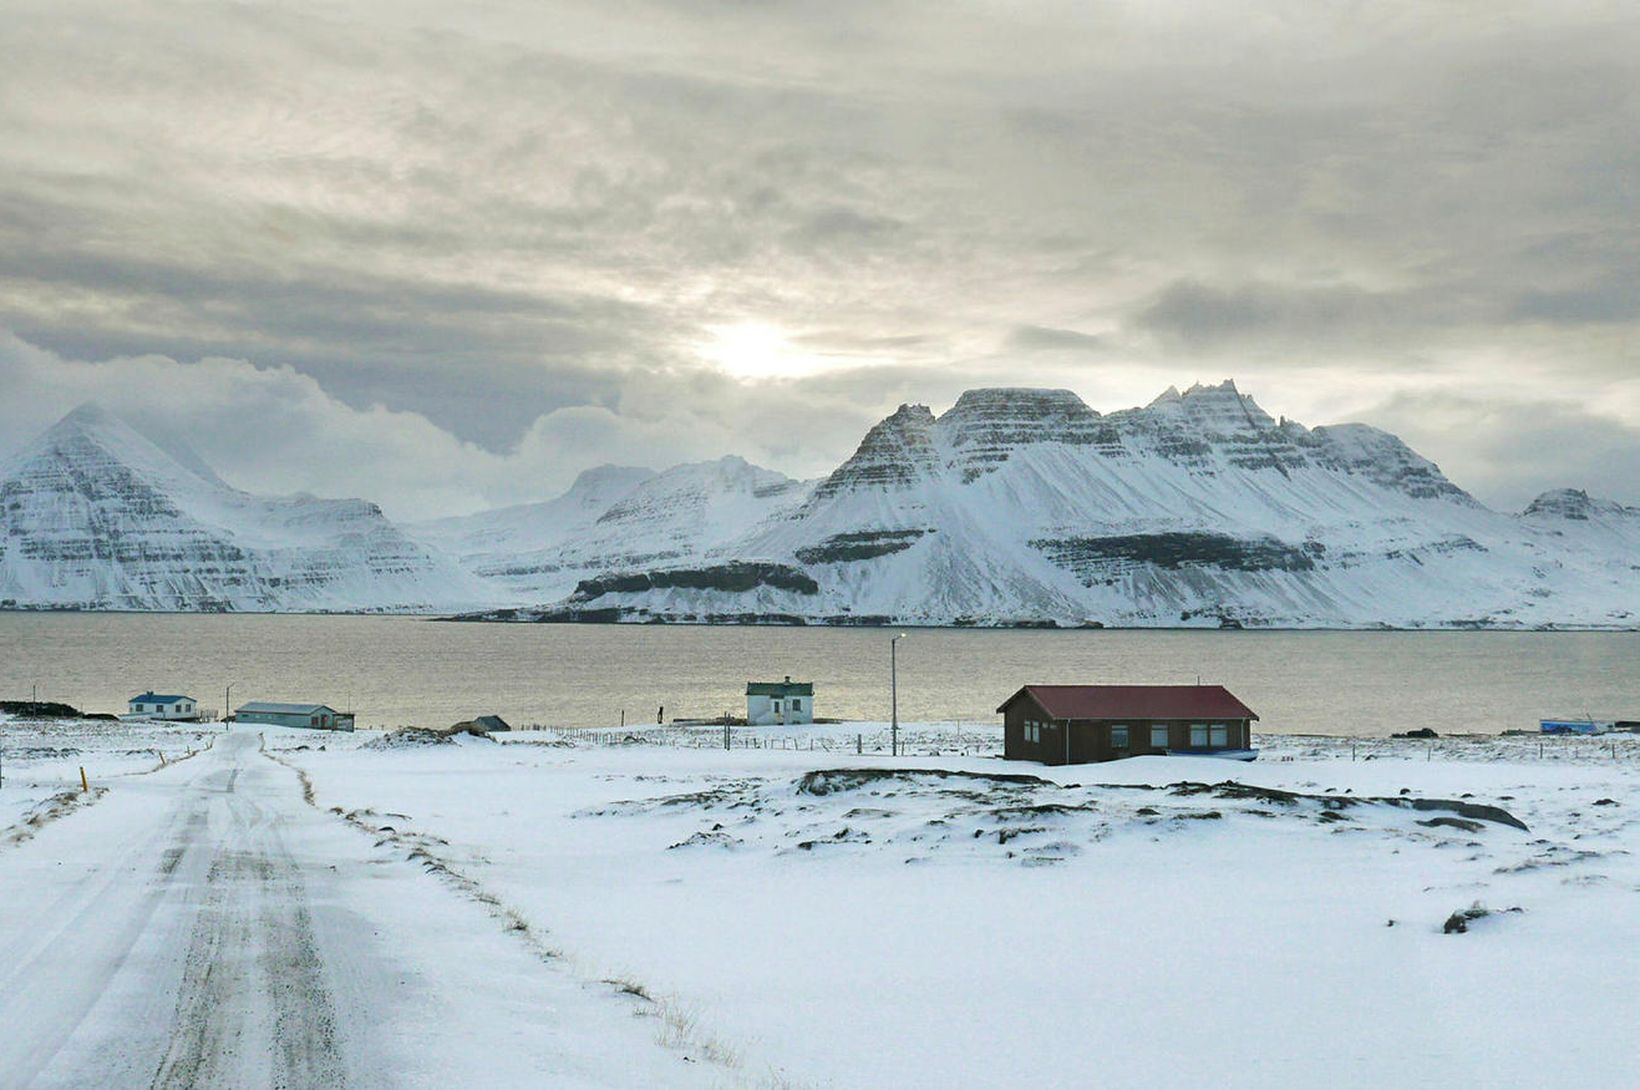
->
[1522, 488, 1639, 521]
[1146, 379, 1275, 432]
[1310, 423, 1474, 503]
[567, 464, 657, 496]
[935, 388, 1108, 480]
[812, 404, 939, 498]
[23, 401, 228, 489]
[0, 405, 484, 611]
[54, 400, 119, 431]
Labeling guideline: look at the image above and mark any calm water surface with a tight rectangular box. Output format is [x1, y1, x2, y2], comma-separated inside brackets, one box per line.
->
[0, 615, 1634, 735]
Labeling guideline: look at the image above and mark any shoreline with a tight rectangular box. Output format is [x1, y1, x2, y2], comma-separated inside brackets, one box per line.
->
[2, 608, 1638, 634]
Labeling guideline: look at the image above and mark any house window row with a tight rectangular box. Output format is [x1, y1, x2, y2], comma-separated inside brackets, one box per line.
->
[1022, 720, 1234, 749]
[1189, 723, 1231, 748]
[1109, 723, 1230, 748]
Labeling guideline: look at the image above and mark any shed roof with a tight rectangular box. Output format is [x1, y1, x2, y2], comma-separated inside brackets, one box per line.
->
[132, 692, 192, 704]
[236, 701, 339, 716]
[746, 680, 814, 697]
[473, 715, 511, 731]
[997, 685, 1258, 721]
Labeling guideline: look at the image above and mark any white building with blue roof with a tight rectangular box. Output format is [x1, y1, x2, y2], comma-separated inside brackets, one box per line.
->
[127, 692, 200, 720]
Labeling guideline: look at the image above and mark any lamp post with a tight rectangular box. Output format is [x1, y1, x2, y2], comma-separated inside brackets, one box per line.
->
[890, 632, 907, 757]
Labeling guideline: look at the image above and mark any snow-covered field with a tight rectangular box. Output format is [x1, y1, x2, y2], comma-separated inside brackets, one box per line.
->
[2, 716, 1634, 1088]
[277, 725, 1638, 1088]
[0, 715, 216, 834]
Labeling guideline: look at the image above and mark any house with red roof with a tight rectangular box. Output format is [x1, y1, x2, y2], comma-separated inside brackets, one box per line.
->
[997, 684, 1259, 764]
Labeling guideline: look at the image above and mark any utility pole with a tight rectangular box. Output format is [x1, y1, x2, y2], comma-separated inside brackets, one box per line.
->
[890, 632, 907, 758]
[224, 683, 234, 729]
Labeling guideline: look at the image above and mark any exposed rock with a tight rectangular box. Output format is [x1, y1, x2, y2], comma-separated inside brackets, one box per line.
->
[1443, 903, 1523, 934]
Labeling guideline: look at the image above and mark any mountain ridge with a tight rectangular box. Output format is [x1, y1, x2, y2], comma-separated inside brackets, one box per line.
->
[0, 401, 490, 612]
[2, 390, 1635, 628]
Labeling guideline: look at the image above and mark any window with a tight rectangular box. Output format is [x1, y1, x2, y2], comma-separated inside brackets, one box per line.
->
[790, 698, 801, 712]
[773, 700, 782, 713]
[1190, 724, 1208, 747]
[1111, 725, 1129, 749]
[1151, 725, 1170, 748]
[311, 715, 319, 727]
[1210, 724, 1229, 748]
[1025, 719, 1041, 743]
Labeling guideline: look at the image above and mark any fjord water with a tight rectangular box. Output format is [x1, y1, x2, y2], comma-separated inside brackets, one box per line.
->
[1, 614, 1634, 735]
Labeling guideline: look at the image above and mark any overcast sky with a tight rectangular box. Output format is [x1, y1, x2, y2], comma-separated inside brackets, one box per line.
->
[2, 0, 1637, 518]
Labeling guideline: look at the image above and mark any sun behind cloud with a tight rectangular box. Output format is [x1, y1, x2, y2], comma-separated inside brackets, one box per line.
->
[698, 322, 838, 381]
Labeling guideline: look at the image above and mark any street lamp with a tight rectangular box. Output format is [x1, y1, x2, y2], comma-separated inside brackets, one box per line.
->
[890, 632, 907, 757]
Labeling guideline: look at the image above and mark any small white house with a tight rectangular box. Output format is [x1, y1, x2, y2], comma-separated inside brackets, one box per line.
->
[746, 677, 814, 726]
[127, 692, 199, 720]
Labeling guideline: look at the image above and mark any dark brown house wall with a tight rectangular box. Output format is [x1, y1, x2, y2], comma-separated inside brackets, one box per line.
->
[1005, 694, 1069, 764]
[1005, 714, 1252, 764]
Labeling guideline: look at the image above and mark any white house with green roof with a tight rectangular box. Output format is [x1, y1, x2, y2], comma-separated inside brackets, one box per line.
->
[746, 677, 814, 725]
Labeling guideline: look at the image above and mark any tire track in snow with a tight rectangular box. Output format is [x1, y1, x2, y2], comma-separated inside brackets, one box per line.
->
[0, 782, 210, 1086]
[149, 766, 346, 1090]
[261, 744, 784, 1087]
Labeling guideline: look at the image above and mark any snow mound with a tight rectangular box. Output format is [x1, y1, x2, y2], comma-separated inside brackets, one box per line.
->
[362, 728, 457, 751]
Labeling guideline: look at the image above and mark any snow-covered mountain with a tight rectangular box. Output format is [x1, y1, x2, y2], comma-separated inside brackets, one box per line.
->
[472, 383, 1640, 629]
[408, 457, 812, 604]
[0, 404, 490, 612]
[3, 389, 1636, 627]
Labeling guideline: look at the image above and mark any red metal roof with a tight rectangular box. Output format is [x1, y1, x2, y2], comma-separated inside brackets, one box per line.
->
[997, 684, 1258, 721]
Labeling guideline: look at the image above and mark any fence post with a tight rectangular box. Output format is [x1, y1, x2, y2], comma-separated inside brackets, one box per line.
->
[856, 733, 862, 755]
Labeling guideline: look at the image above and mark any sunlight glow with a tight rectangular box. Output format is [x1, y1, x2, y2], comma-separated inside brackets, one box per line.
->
[698, 322, 835, 381]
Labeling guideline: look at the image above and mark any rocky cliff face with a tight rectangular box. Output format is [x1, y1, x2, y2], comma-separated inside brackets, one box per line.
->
[0, 404, 485, 611]
[934, 388, 1111, 481]
[811, 405, 939, 498]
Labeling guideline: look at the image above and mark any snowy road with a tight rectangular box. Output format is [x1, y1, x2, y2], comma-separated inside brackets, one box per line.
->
[0, 731, 719, 1090]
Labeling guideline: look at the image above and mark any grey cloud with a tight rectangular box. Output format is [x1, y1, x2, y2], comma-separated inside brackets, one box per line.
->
[1361, 392, 1640, 510]
[1511, 279, 1640, 325]
[0, 0, 1636, 500]
[1138, 281, 1420, 347]
[1005, 325, 1112, 354]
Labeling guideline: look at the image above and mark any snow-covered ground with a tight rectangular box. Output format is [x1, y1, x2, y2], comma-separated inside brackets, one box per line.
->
[0, 720, 732, 1088]
[3, 716, 1634, 1088]
[0, 714, 217, 834]
[276, 724, 1638, 1088]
